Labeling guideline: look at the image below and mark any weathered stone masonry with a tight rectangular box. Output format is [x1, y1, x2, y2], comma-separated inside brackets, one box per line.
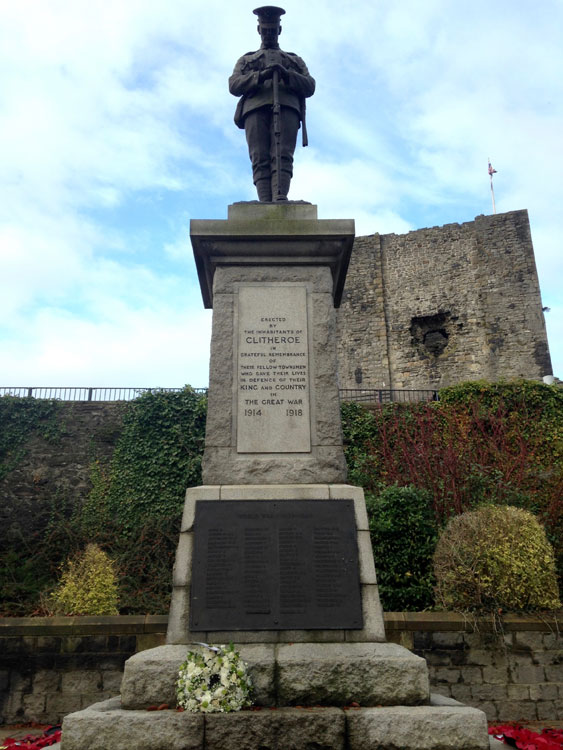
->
[1, 615, 561, 724]
[336, 210, 553, 390]
[0, 402, 125, 544]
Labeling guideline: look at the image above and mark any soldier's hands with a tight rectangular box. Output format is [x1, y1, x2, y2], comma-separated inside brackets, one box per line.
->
[270, 63, 289, 82]
[259, 64, 289, 84]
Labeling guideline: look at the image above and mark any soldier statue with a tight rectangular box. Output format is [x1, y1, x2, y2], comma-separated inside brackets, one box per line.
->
[229, 6, 315, 202]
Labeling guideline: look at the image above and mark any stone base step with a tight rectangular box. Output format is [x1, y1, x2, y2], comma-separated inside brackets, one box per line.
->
[61, 695, 490, 750]
[121, 642, 430, 709]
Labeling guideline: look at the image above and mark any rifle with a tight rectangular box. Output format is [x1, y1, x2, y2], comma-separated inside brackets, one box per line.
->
[272, 68, 282, 201]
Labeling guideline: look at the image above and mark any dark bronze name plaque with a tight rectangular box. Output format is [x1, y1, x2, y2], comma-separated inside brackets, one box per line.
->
[190, 500, 363, 631]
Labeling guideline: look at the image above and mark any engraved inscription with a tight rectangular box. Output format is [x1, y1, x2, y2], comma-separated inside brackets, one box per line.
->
[190, 500, 363, 631]
[314, 527, 347, 608]
[243, 527, 272, 614]
[237, 286, 311, 453]
[205, 529, 238, 609]
[279, 526, 307, 614]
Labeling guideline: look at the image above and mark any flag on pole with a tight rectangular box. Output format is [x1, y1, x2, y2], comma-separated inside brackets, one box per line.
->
[488, 158, 497, 214]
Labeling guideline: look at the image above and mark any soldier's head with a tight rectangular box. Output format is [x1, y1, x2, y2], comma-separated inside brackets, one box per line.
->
[254, 6, 285, 48]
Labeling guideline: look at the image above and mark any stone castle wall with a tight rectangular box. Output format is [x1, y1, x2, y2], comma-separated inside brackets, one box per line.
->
[336, 210, 553, 390]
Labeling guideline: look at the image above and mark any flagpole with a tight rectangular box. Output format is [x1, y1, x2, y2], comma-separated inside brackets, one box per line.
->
[490, 174, 496, 214]
[488, 158, 497, 214]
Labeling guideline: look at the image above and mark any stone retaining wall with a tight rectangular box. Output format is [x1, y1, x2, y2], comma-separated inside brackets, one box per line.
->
[1, 613, 561, 725]
[1, 402, 125, 544]
[0, 616, 167, 725]
[385, 613, 563, 723]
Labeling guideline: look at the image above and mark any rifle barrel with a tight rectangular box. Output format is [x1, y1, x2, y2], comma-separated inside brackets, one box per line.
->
[272, 69, 282, 199]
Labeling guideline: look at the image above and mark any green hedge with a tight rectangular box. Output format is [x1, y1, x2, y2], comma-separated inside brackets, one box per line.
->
[366, 485, 437, 611]
[341, 379, 563, 596]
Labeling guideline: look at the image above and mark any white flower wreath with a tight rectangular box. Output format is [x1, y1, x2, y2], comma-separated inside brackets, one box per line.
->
[176, 642, 253, 713]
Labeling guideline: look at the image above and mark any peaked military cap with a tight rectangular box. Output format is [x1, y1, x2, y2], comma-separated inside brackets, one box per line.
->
[253, 6, 286, 23]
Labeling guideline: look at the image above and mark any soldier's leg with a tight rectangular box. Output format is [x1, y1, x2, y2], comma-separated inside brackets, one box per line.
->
[270, 107, 300, 200]
[244, 108, 272, 202]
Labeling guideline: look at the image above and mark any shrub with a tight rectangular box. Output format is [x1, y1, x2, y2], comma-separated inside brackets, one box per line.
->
[433, 505, 561, 612]
[47, 543, 119, 615]
[366, 485, 438, 610]
[341, 381, 563, 591]
[115, 514, 179, 614]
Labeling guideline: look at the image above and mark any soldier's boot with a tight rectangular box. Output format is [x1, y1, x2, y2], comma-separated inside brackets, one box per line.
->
[255, 178, 272, 202]
[272, 170, 291, 201]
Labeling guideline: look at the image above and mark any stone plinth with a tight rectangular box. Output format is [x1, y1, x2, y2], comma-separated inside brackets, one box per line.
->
[193, 203, 354, 485]
[191, 203, 354, 309]
[120, 642, 429, 710]
[61, 695, 490, 750]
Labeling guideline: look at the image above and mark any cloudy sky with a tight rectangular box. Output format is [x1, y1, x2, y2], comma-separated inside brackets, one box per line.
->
[1, 0, 561, 391]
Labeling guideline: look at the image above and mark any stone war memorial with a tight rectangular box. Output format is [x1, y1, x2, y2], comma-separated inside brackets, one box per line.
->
[61, 7, 492, 750]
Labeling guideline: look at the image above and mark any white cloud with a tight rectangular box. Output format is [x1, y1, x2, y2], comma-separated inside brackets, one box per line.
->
[2, 300, 212, 388]
[1, 0, 562, 387]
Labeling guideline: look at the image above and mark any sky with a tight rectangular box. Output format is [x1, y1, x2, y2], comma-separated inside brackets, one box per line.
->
[1, 0, 562, 391]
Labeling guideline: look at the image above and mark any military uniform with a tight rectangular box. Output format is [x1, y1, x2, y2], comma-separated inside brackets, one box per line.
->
[229, 46, 315, 201]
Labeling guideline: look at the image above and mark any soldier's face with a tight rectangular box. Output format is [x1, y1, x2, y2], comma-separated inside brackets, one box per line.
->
[258, 23, 281, 48]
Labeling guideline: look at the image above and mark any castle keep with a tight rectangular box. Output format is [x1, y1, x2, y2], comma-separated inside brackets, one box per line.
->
[336, 209, 553, 391]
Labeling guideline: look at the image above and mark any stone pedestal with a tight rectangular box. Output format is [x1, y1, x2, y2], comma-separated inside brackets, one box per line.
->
[61, 204, 490, 750]
[192, 202, 354, 485]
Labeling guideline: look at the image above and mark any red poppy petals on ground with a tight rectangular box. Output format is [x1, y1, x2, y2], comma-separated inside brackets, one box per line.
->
[2, 726, 62, 749]
[489, 725, 563, 750]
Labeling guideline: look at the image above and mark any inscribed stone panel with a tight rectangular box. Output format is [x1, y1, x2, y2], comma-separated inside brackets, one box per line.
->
[237, 285, 311, 453]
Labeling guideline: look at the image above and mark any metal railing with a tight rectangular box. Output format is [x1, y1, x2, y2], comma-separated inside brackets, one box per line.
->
[1, 386, 438, 403]
[0, 387, 207, 401]
[339, 388, 439, 403]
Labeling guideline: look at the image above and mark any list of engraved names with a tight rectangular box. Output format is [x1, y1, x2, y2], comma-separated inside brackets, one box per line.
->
[237, 285, 311, 453]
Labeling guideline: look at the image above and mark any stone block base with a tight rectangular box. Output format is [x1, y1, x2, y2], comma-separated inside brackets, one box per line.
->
[346, 702, 489, 749]
[120, 642, 429, 709]
[121, 644, 275, 709]
[61, 695, 490, 750]
[61, 697, 204, 750]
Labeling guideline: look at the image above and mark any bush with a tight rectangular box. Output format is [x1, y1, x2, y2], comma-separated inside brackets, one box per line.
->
[341, 380, 563, 591]
[433, 505, 561, 612]
[366, 485, 438, 610]
[46, 543, 119, 615]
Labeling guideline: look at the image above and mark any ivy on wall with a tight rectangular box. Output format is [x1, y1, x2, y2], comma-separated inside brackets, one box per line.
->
[75, 387, 207, 612]
[0, 396, 63, 480]
[0, 387, 206, 616]
[79, 387, 207, 537]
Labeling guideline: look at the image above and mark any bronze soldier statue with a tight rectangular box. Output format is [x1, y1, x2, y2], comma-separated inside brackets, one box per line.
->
[229, 6, 315, 202]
